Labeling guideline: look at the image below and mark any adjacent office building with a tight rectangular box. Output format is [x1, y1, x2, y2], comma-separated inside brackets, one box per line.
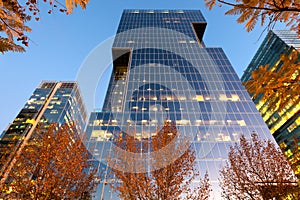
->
[85, 10, 278, 199]
[242, 30, 300, 178]
[0, 81, 87, 182]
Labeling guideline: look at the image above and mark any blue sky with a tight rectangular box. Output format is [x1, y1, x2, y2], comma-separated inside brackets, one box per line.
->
[0, 0, 283, 132]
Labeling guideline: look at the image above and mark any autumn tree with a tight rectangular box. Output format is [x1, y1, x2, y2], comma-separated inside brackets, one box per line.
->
[204, 0, 300, 34]
[219, 133, 298, 200]
[204, 0, 300, 112]
[0, 122, 99, 199]
[243, 49, 300, 111]
[108, 121, 211, 200]
[0, 0, 89, 53]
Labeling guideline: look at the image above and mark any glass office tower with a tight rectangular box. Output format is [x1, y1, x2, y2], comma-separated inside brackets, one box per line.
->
[0, 81, 87, 182]
[86, 10, 278, 199]
[242, 30, 300, 178]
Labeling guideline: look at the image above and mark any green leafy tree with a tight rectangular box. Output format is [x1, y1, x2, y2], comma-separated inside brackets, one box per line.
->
[0, 0, 89, 53]
[0, 123, 99, 199]
[108, 121, 211, 200]
[219, 133, 298, 199]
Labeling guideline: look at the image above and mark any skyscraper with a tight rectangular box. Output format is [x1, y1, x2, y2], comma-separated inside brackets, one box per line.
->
[242, 30, 300, 178]
[0, 81, 87, 182]
[85, 10, 279, 199]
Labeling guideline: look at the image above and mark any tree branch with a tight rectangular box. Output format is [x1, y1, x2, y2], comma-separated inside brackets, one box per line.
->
[217, 0, 300, 12]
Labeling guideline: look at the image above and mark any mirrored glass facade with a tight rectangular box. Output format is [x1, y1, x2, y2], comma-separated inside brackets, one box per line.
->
[86, 10, 278, 199]
[242, 30, 300, 178]
[0, 81, 87, 181]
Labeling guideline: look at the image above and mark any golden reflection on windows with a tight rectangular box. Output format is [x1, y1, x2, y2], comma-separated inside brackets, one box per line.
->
[257, 100, 266, 110]
[195, 120, 202, 126]
[287, 116, 300, 133]
[285, 149, 293, 157]
[195, 95, 204, 102]
[219, 94, 240, 101]
[25, 119, 35, 124]
[135, 133, 142, 140]
[139, 97, 146, 101]
[237, 120, 246, 126]
[93, 120, 103, 126]
[160, 95, 173, 101]
[231, 94, 240, 101]
[64, 115, 70, 124]
[279, 142, 287, 149]
[111, 119, 118, 125]
[204, 96, 211, 101]
[166, 96, 172, 101]
[151, 96, 158, 100]
[263, 110, 273, 121]
[270, 103, 300, 133]
[47, 105, 54, 109]
[14, 118, 22, 122]
[176, 119, 190, 125]
[91, 130, 113, 141]
[151, 106, 158, 111]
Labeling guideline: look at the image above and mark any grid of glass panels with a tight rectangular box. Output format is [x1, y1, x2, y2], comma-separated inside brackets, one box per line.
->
[0, 81, 87, 177]
[241, 30, 298, 82]
[241, 30, 300, 178]
[274, 30, 300, 50]
[42, 82, 87, 133]
[0, 87, 52, 170]
[115, 10, 205, 41]
[86, 10, 278, 199]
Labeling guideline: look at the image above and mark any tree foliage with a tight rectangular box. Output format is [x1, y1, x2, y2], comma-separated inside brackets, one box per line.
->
[243, 49, 300, 111]
[204, 0, 300, 34]
[108, 121, 211, 200]
[0, 0, 89, 53]
[219, 133, 298, 199]
[0, 123, 99, 199]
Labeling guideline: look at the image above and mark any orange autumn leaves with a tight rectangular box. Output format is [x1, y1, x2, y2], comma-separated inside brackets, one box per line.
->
[0, 123, 98, 199]
[0, 0, 89, 53]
